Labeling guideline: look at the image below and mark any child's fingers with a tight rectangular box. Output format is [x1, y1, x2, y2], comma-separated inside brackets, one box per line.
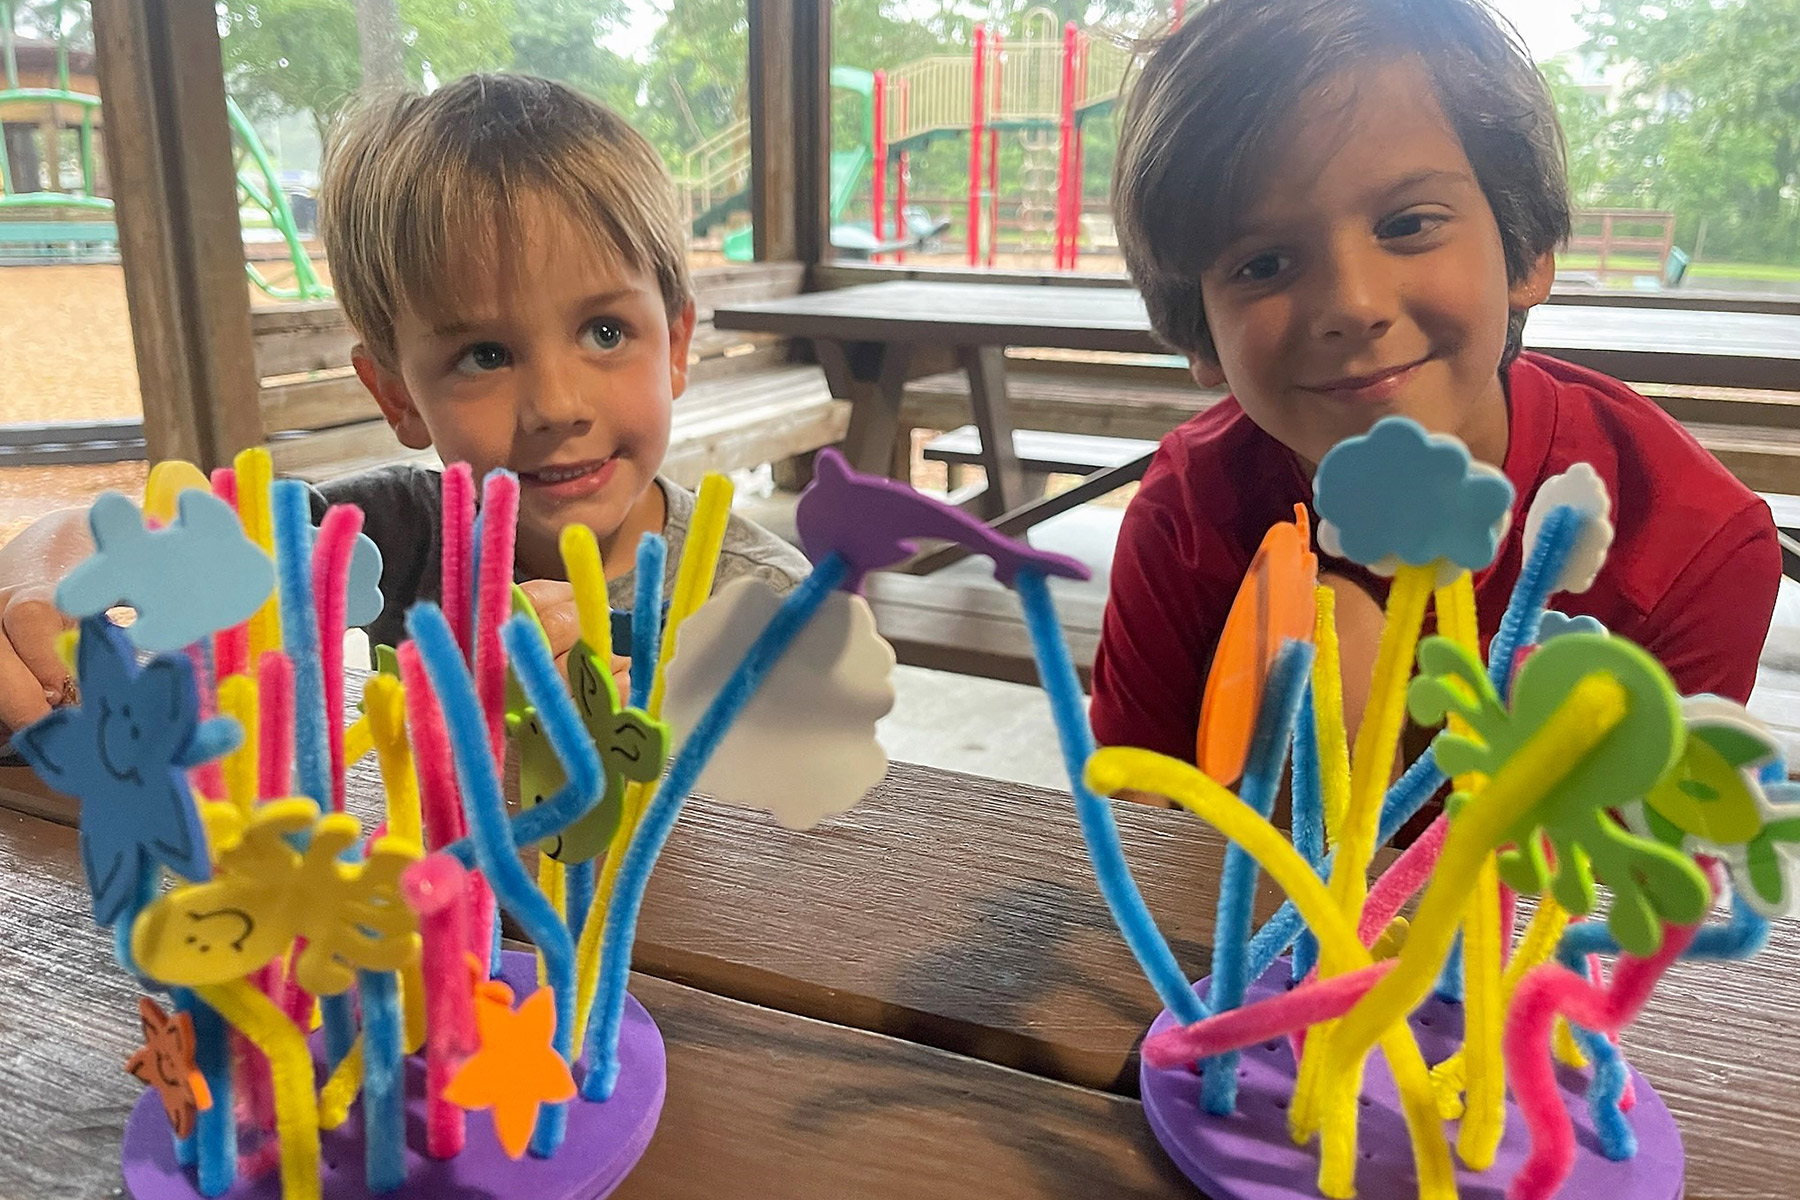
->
[0, 635, 53, 735]
[517, 580, 579, 657]
[1, 588, 72, 700]
[610, 654, 630, 698]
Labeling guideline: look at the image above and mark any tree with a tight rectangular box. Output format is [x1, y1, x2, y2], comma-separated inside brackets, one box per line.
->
[506, 0, 640, 114]
[219, 0, 515, 139]
[1578, 0, 1800, 262]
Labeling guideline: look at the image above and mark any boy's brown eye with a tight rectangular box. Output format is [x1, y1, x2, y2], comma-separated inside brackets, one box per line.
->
[1235, 253, 1287, 282]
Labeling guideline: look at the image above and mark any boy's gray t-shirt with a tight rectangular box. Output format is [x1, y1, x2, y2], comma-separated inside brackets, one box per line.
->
[313, 465, 811, 650]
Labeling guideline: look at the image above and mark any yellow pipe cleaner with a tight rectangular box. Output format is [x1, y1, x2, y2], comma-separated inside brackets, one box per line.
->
[1086, 748, 1454, 1200]
[1314, 672, 1629, 1195]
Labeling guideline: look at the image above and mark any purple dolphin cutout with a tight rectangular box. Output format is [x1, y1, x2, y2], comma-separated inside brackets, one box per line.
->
[795, 448, 1090, 590]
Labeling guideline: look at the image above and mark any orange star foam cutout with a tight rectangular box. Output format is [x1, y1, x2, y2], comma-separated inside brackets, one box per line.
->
[441, 980, 575, 1158]
[125, 996, 214, 1139]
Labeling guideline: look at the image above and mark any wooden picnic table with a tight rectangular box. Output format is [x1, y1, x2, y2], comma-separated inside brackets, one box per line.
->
[2, 736, 1799, 1198]
[715, 282, 1800, 566]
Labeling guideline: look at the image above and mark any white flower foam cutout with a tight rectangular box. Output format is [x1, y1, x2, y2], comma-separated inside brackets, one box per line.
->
[661, 577, 897, 829]
[1522, 463, 1614, 595]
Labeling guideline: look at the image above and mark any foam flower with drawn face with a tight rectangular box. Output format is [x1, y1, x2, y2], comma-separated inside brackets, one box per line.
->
[1522, 465, 1615, 595]
[1313, 417, 1514, 584]
[662, 576, 896, 830]
[56, 490, 275, 654]
[14, 617, 231, 926]
[511, 640, 667, 863]
[130, 798, 420, 993]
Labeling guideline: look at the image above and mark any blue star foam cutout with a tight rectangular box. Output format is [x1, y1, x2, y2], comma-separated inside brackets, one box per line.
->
[14, 616, 229, 926]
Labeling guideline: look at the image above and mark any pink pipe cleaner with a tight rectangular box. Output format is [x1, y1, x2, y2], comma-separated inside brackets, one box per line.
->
[1358, 812, 1449, 946]
[1505, 918, 1703, 1200]
[441, 463, 475, 664]
[185, 642, 226, 802]
[401, 853, 478, 1159]
[474, 471, 519, 765]
[257, 652, 294, 801]
[210, 469, 250, 682]
[312, 505, 363, 813]
[1143, 960, 1398, 1069]
[398, 642, 494, 964]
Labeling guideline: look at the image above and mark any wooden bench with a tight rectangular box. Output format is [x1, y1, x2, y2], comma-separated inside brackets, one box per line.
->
[907, 357, 1800, 530]
[253, 262, 848, 487]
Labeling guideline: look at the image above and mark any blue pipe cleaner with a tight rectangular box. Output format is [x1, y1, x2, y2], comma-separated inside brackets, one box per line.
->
[358, 969, 405, 1191]
[273, 483, 360, 1067]
[1290, 682, 1325, 983]
[629, 535, 666, 712]
[1202, 639, 1314, 1114]
[407, 605, 582, 1157]
[172, 988, 236, 1196]
[1015, 567, 1206, 1026]
[585, 553, 849, 1099]
[440, 616, 607, 867]
[272, 482, 328, 809]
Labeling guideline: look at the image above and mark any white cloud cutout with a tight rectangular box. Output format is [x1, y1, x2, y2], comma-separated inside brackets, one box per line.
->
[1523, 464, 1614, 595]
[661, 578, 896, 829]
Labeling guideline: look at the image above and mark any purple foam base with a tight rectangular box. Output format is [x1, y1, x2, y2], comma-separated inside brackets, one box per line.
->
[1141, 963, 1684, 1200]
[122, 951, 664, 1200]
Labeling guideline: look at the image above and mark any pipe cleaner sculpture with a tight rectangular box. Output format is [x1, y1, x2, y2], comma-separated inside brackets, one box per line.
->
[18, 450, 956, 1199]
[1079, 419, 1799, 1200]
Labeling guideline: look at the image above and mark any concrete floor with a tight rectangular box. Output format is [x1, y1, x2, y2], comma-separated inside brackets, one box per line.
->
[733, 467, 1800, 789]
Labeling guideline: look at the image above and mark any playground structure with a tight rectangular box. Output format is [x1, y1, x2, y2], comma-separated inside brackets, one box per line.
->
[0, 0, 327, 299]
[682, 7, 1155, 268]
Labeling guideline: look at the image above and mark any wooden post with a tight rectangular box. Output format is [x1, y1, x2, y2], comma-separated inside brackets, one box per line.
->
[91, 0, 262, 470]
[748, 0, 829, 267]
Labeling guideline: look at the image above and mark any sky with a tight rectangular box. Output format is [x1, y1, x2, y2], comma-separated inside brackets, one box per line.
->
[608, 0, 1589, 63]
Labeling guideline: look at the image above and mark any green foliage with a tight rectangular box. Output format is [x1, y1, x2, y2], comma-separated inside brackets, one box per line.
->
[219, 0, 514, 138]
[1574, 0, 1800, 264]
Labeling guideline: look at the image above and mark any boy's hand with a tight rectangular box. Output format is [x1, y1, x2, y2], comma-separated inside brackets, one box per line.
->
[0, 582, 75, 735]
[517, 580, 631, 701]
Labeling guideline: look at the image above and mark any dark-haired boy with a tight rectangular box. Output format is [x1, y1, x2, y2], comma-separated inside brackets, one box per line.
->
[1093, 0, 1780, 762]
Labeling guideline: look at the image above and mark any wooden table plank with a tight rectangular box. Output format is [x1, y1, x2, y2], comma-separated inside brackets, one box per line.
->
[0, 808, 1194, 1200]
[715, 281, 1800, 391]
[622, 973, 1191, 1200]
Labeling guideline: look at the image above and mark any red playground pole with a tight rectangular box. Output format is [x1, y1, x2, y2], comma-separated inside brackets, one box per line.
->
[988, 33, 1002, 268]
[872, 69, 888, 263]
[1054, 21, 1078, 270]
[896, 80, 911, 264]
[1069, 34, 1087, 270]
[968, 23, 988, 268]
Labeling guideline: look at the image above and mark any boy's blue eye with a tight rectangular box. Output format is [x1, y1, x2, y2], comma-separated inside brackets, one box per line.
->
[456, 342, 511, 374]
[582, 319, 626, 351]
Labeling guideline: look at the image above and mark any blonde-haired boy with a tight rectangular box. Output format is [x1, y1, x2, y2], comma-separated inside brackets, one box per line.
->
[0, 74, 808, 733]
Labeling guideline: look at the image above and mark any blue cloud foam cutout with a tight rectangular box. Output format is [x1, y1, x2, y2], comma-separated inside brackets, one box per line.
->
[57, 490, 276, 653]
[298, 520, 383, 629]
[1537, 610, 1607, 642]
[1313, 417, 1514, 574]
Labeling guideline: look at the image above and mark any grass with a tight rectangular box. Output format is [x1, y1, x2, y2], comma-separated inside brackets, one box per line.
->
[1558, 251, 1800, 284]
